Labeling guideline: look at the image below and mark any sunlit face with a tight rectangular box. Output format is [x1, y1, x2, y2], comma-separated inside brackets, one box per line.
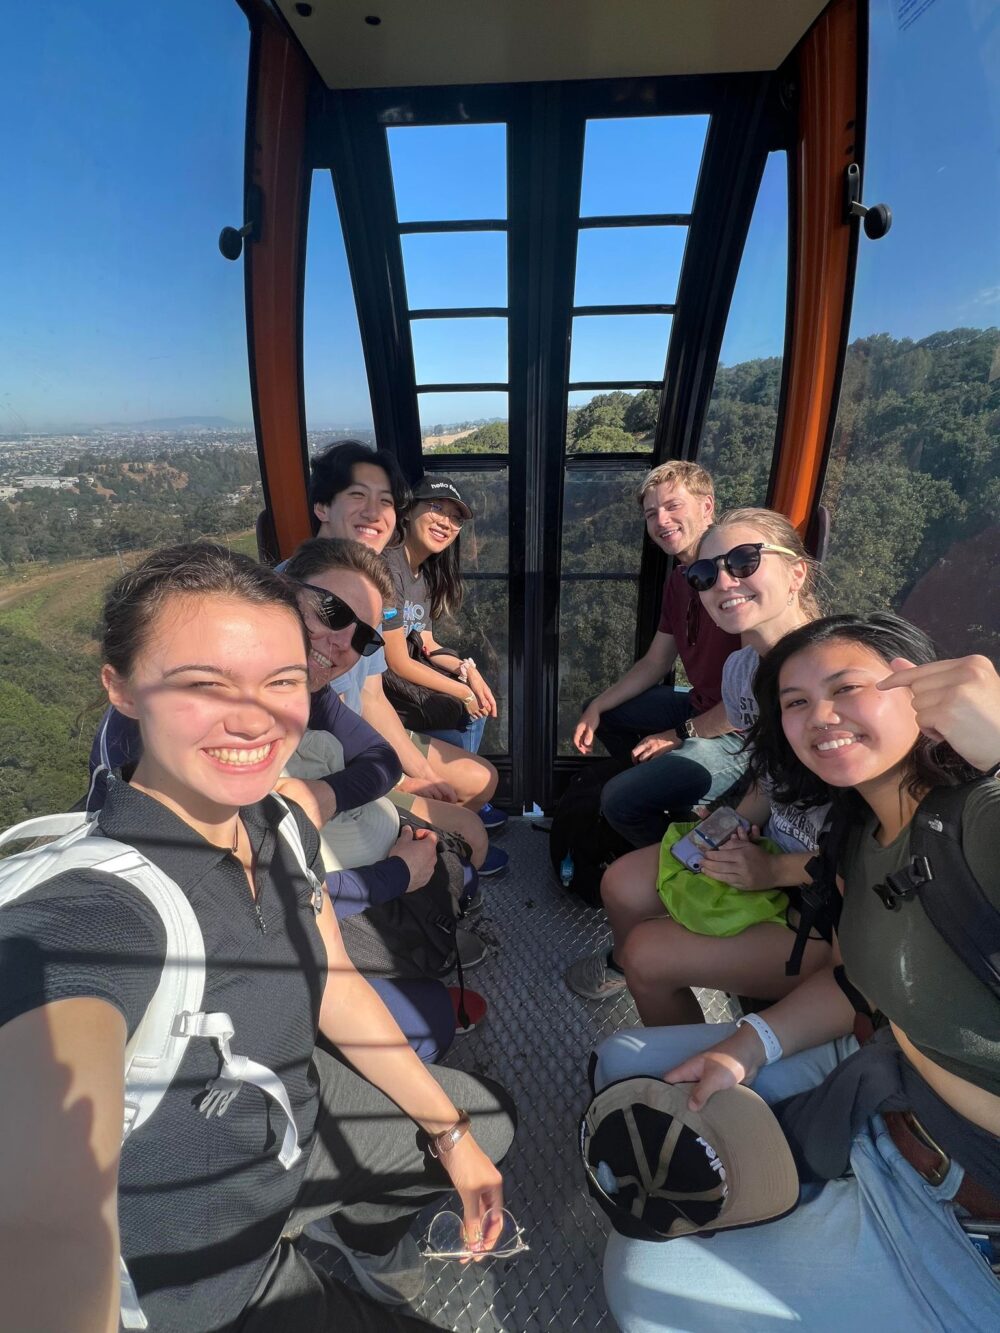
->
[104, 593, 310, 815]
[409, 498, 464, 555]
[297, 567, 382, 690]
[313, 462, 396, 551]
[697, 522, 806, 636]
[642, 483, 713, 560]
[778, 640, 920, 791]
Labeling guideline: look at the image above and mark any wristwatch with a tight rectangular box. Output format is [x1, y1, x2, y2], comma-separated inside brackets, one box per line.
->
[675, 718, 698, 745]
[427, 1110, 471, 1158]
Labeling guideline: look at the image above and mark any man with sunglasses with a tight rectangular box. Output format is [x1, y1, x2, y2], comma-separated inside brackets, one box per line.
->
[571, 461, 747, 853]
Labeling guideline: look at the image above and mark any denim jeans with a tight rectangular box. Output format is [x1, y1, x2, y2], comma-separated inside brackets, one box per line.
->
[600, 733, 748, 848]
[594, 1026, 1000, 1333]
[422, 713, 487, 754]
[595, 686, 695, 760]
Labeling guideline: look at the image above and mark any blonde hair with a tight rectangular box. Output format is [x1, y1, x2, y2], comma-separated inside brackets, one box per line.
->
[636, 460, 714, 509]
[702, 507, 822, 620]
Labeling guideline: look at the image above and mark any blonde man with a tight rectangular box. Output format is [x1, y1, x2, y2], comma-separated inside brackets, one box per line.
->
[574, 464, 746, 828]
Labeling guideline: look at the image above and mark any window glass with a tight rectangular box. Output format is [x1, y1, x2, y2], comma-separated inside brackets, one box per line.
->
[0, 1, 253, 824]
[410, 317, 508, 386]
[419, 392, 509, 455]
[579, 115, 709, 216]
[304, 173, 376, 445]
[557, 468, 646, 753]
[401, 232, 507, 310]
[695, 151, 789, 508]
[387, 123, 507, 222]
[425, 469, 509, 754]
[574, 227, 687, 306]
[569, 315, 671, 385]
[566, 390, 658, 453]
[819, 0, 999, 663]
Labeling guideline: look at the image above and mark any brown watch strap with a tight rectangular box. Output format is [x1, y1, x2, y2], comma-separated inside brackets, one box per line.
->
[427, 1110, 471, 1158]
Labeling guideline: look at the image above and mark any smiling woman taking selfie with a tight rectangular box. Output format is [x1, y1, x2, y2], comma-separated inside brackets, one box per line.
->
[0, 544, 514, 1333]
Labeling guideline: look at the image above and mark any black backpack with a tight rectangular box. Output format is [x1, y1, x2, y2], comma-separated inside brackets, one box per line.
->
[338, 840, 466, 981]
[548, 759, 634, 907]
[337, 809, 473, 982]
[788, 779, 1000, 1000]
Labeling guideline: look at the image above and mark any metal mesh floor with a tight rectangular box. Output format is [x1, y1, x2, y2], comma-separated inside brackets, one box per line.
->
[306, 818, 737, 1331]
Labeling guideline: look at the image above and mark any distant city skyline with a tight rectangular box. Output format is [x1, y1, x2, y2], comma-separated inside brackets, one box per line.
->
[2, 0, 996, 431]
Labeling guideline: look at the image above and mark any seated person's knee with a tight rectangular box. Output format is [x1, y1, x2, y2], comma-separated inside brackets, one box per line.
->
[619, 920, 669, 989]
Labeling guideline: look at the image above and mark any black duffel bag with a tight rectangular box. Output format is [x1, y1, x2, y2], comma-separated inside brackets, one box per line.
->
[338, 837, 467, 980]
[549, 758, 634, 908]
[383, 631, 468, 733]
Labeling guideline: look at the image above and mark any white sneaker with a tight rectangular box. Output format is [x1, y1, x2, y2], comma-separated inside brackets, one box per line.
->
[303, 1216, 426, 1306]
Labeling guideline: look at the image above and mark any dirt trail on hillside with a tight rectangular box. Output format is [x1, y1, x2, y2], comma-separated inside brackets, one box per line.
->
[0, 557, 121, 610]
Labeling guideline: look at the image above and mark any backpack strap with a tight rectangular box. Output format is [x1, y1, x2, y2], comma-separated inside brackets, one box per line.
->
[0, 812, 97, 851]
[269, 793, 327, 915]
[785, 807, 850, 977]
[875, 780, 1000, 1002]
[0, 808, 314, 1330]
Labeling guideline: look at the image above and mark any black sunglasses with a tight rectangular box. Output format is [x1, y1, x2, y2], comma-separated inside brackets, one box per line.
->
[685, 543, 799, 593]
[300, 584, 385, 658]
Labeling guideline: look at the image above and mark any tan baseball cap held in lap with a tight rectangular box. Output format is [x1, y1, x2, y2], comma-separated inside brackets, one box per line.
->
[580, 1076, 800, 1241]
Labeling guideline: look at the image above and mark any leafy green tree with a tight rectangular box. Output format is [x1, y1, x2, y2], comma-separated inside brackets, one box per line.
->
[623, 389, 659, 436]
[573, 425, 635, 453]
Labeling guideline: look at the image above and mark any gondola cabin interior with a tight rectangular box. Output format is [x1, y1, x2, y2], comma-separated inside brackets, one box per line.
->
[2, 1, 998, 1328]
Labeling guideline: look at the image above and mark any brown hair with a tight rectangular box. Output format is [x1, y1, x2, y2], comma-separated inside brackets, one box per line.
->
[636, 460, 715, 508]
[283, 537, 394, 602]
[101, 543, 306, 677]
[701, 507, 822, 620]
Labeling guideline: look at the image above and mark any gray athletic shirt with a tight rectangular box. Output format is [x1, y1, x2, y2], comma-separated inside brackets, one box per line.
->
[721, 645, 829, 853]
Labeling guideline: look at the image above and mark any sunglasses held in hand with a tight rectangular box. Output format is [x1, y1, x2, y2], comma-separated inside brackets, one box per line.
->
[685, 542, 798, 592]
[299, 583, 385, 657]
[422, 1207, 529, 1262]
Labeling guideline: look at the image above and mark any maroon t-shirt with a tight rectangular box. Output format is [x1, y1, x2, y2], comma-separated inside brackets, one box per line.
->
[657, 564, 740, 715]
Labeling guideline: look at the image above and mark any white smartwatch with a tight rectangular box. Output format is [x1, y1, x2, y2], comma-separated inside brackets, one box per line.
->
[736, 1013, 783, 1066]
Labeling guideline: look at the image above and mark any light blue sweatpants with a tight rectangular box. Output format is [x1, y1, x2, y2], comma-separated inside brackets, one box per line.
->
[593, 1025, 1000, 1332]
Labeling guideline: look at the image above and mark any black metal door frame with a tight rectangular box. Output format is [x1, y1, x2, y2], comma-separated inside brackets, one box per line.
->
[307, 74, 789, 811]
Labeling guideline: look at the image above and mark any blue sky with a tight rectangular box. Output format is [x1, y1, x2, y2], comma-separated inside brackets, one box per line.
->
[2, 0, 997, 432]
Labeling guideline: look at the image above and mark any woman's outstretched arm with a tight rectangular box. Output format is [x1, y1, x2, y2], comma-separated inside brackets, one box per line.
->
[313, 897, 504, 1246]
[664, 956, 855, 1111]
[0, 997, 127, 1333]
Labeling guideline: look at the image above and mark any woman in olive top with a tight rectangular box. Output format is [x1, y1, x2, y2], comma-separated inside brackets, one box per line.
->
[593, 615, 1000, 1332]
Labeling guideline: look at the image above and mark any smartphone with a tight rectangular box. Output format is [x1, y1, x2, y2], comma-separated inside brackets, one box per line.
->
[670, 807, 750, 873]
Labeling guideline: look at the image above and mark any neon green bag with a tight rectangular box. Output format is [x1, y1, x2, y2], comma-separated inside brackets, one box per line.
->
[655, 822, 789, 938]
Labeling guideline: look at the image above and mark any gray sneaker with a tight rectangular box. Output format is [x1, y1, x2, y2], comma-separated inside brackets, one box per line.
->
[303, 1216, 425, 1306]
[455, 926, 488, 970]
[565, 950, 627, 1000]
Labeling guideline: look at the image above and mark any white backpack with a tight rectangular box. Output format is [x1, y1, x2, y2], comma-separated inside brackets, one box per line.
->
[0, 798, 323, 1330]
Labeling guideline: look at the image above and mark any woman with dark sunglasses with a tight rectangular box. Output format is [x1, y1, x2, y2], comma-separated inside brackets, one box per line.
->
[382, 477, 499, 757]
[567, 508, 831, 1021]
